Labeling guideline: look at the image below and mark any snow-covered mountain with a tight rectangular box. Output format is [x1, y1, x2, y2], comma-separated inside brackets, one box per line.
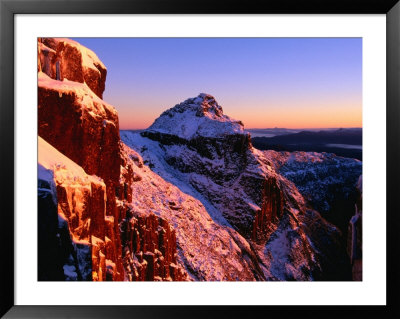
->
[121, 93, 355, 280]
[38, 37, 360, 281]
[37, 39, 263, 281]
[148, 93, 244, 139]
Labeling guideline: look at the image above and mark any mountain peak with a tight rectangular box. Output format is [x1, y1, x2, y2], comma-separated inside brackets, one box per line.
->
[147, 94, 245, 140]
[186, 93, 224, 117]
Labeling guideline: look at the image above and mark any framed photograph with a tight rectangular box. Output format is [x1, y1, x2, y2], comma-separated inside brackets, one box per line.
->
[1, 0, 399, 318]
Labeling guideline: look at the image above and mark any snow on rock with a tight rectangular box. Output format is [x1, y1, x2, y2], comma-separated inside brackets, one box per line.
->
[38, 60, 125, 280]
[121, 93, 353, 280]
[38, 71, 117, 119]
[37, 42, 56, 76]
[38, 40, 129, 280]
[47, 37, 106, 71]
[38, 38, 195, 282]
[263, 150, 362, 234]
[39, 135, 105, 191]
[122, 130, 334, 280]
[120, 143, 264, 281]
[38, 70, 121, 227]
[148, 93, 245, 140]
[38, 136, 109, 280]
[38, 38, 107, 99]
[127, 119, 289, 244]
[121, 209, 191, 281]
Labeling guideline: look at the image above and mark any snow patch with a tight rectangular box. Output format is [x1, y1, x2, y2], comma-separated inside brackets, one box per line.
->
[38, 71, 117, 118]
[50, 37, 107, 71]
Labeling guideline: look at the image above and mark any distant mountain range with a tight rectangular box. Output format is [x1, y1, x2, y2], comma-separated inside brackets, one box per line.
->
[247, 127, 361, 137]
[251, 128, 362, 160]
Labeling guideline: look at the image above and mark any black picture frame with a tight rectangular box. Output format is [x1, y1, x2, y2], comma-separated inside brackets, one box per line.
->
[1, 0, 399, 318]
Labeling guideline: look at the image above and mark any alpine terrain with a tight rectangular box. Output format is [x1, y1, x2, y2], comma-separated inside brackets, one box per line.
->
[38, 38, 362, 281]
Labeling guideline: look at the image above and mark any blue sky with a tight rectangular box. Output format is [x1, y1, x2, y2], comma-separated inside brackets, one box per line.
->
[72, 38, 362, 130]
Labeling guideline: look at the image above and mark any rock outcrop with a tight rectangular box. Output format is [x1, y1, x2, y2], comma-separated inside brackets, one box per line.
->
[38, 38, 107, 99]
[121, 212, 187, 281]
[37, 38, 187, 281]
[38, 137, 103, 280]
[38, 68, 125, 280]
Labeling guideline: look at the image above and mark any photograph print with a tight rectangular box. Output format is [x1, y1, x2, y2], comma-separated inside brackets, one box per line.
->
[37, 37, 362, 282]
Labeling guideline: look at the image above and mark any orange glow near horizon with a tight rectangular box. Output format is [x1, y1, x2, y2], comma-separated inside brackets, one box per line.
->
[116, 98, 362, 130]
[230, 105, 362, 130]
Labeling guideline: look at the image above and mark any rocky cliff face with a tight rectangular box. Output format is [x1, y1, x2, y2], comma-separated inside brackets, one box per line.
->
[347, 175, 362, 281]
[263, 150, 362, 237]
[37, 38, 187, 281]
[38, 50, 125, 280]
[119, 144, 265, 281]
[122, 212, 187, 281]
[138, 94, 285, 242]
[38, 38, 107, 99]
[38, 137, 103, 280]
[121, 93, 352, 280]
[262, 149, 362, 280]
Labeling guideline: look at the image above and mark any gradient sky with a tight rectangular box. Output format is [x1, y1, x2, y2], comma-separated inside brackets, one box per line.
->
[72, 38, 362, 130]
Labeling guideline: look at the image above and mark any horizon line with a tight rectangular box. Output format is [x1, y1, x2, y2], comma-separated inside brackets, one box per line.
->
[120, 126, 363, 131]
